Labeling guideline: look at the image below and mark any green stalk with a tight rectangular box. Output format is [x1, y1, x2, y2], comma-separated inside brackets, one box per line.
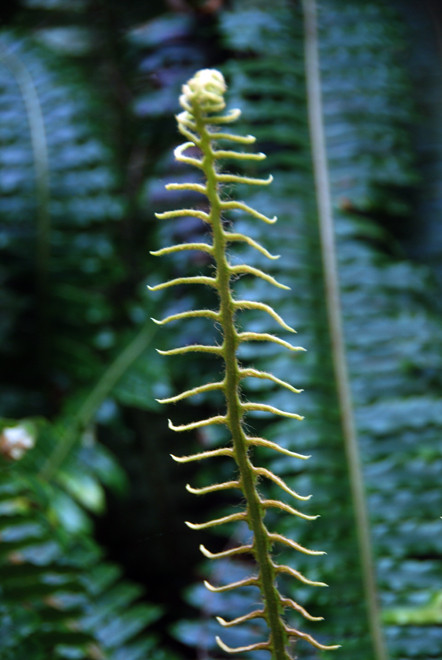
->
[153, 69, 338, 658]
[196, 111, 288, 658]
[0, 48, 51, 383]
[40, 319, 157, 481]
[302, 1, 388, 658]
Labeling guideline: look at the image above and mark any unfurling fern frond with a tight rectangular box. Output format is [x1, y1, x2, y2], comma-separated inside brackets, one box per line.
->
[150, 69, 339, 658]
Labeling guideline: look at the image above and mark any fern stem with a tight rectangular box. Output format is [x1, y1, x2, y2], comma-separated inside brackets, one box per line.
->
[40, 319, 157, 480]
[301, 1, 388, 658]
[195, 109, 289, 659]
[0, 48, 51, 386]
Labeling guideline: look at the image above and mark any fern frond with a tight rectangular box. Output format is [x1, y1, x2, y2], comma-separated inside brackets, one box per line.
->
[155, 208, 210, 221]
[268, 531, 325, 556]
[216, 173, 273, 185]
[217, 609, 265, 626]
[216, 637, 271, 653]
[150, 242, 213, 256]
[230, 264, 290, 288]
[281, 596, 324, 622]
[173, 142, 204, 167]
[157, 344, 222, 356]
[170, 447, 234, 462]
[237, 331, 304, 351]
[151, 308, 219, 325]
[220, 199, 277, 223]
[240, 368, 303, 394]
[156, 379, 224, 403]
[204, 576, 259, 592]
[186, 510, 247, 529]
[199, 543, 253, 559]
[147, 274, 217, 291]
[0, 460, 161, 659]
[151, 68, 334, 658]
[185, 480, 240, 495]
[274, 562, 328, 587]
[234, 300, 296, 332]
[246, 435, 310, 459]
[242, 402, 304, 420]
[283, 627, 340, 651]
[253, 468, 311, 501]
[165, 181, 207, 194]
[224, 230, 280, 259]
[214, 149, 266, 161]
[261, 498, 318, 521]
[167, 414, 226, 431]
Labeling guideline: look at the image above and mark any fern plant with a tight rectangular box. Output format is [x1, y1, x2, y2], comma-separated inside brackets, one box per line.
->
[0, 31, 124, 419]
[0, 419, 168, 660]
[150, 69, 339, 658]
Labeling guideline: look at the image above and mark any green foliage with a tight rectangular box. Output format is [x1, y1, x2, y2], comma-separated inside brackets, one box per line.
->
[0, 421, 164, 660]
[0, 30, 124, 417]
[1, 1, 441, 659]
[0, 24, 177, 660]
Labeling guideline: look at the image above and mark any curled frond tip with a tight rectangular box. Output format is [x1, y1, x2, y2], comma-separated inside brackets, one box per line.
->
[180, 68, 226, 115]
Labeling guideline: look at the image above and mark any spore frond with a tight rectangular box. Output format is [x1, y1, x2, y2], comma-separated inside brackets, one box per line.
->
[151, 68, 338, 658]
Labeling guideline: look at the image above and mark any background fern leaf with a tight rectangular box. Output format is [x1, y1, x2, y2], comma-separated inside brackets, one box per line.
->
[1, 1, 442, 658]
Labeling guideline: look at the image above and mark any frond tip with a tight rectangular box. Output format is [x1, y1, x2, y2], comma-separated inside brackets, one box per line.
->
[180, 68, 226, 114]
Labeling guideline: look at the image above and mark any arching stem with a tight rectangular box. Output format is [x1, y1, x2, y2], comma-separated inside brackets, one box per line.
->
[302, 1, 388, 659]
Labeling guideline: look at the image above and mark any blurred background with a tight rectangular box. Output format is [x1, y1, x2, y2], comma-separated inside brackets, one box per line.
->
[0, 0, 441, 659]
